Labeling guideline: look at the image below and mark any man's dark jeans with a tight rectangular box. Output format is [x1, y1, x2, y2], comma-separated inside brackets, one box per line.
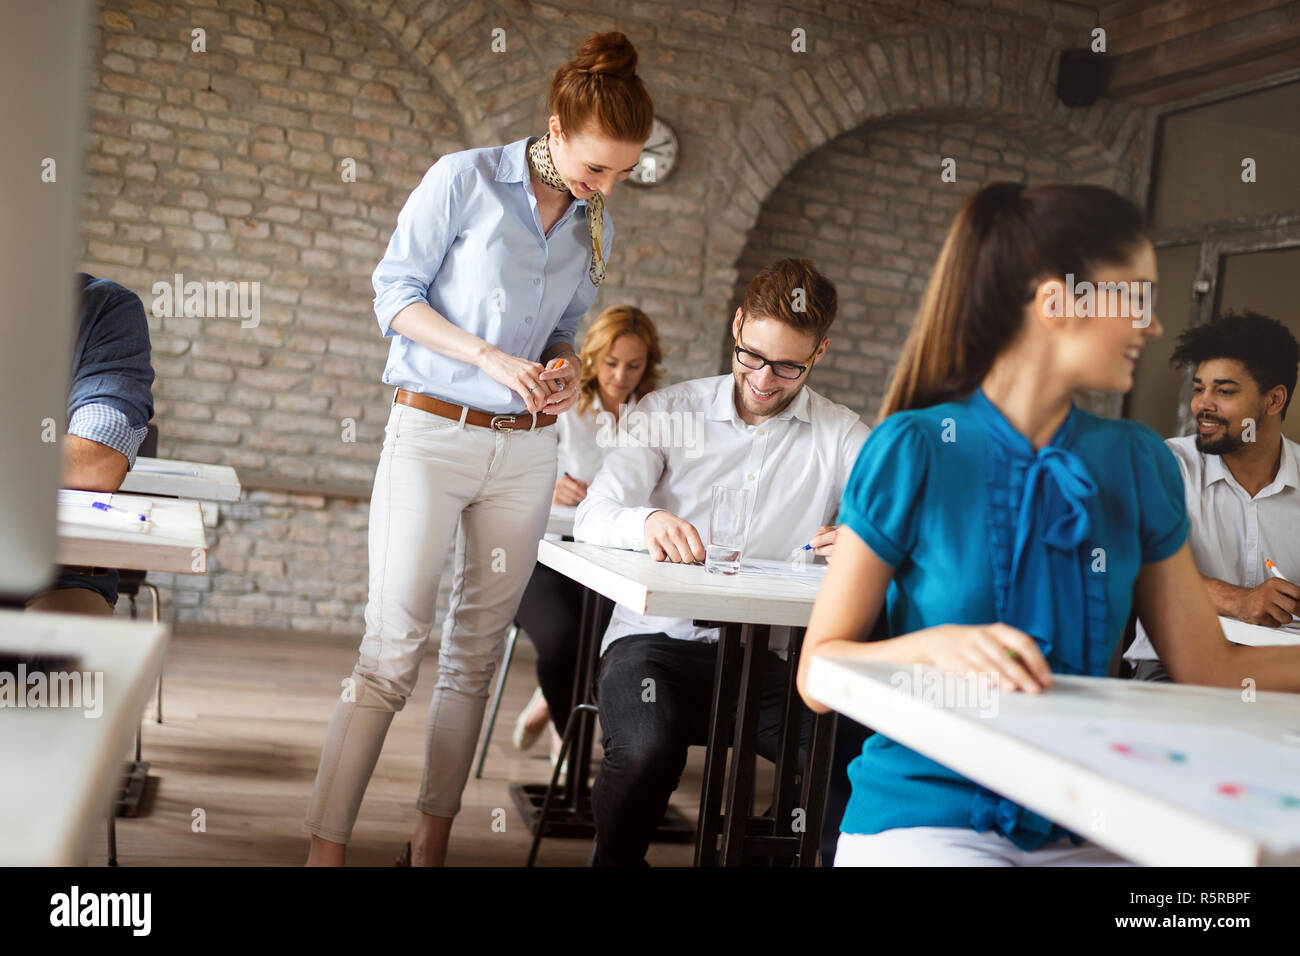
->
[591, 631, 811, 866]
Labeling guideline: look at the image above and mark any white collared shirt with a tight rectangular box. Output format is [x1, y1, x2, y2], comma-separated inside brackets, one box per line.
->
[1127, 433, 1300, 661]
[573, 373, 870, 654]
[556, 391, 636, 484]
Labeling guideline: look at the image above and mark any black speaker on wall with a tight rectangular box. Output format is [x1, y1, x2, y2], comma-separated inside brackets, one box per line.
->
[1057, 48, 1111, 107]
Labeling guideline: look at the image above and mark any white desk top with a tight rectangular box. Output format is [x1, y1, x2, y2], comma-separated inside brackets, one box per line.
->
[536, 539, 821, 627]
[57, 491, 208, 574]
[0, 609, 169, 865]
[119, 456, 241, 502]
[546, 505, 576, 538]
[807, 654, 1300, 866]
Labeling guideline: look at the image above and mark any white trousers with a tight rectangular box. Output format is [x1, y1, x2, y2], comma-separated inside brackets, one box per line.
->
[835, 828, 1135, 866]
[303, 400, 557, 842]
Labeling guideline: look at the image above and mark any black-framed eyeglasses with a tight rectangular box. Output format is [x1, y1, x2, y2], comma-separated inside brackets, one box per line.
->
[734, 314, 821, 381]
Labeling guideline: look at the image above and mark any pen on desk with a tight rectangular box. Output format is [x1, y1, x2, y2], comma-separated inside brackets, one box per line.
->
[90, 501, 148, 522]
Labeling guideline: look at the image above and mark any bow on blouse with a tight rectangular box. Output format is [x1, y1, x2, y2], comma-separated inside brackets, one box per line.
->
[970, 786, 1084, 851]
[1006, 445, 1099, 673]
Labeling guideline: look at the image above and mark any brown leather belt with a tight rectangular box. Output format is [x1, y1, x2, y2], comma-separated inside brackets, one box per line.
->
[394, 387, 557, 430]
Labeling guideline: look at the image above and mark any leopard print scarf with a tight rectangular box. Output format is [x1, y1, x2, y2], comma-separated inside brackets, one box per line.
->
[527, 133, 605, 287]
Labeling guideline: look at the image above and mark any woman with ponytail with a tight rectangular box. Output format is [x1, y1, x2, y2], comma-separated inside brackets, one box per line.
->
[303, 32, 652, 866]
[798, 182, 1300, 866]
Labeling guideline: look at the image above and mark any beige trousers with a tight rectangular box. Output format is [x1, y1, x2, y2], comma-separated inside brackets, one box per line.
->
[303, 400, 557, 843]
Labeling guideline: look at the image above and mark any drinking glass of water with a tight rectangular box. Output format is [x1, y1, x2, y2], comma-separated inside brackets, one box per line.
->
[706, 484, 752, 575]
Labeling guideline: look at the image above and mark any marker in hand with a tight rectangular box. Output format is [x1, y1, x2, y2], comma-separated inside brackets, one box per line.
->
[547, 357, 567, 391]
[1265, 559, 1300, 624]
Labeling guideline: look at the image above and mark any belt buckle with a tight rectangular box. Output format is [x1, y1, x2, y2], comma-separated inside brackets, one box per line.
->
[489, 414, 515, 430]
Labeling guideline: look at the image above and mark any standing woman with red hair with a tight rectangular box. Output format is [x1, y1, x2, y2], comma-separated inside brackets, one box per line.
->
[303, 32, 653, 866]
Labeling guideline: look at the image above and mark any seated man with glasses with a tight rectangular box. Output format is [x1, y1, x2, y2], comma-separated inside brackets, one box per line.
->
[573, 257, 870, 866]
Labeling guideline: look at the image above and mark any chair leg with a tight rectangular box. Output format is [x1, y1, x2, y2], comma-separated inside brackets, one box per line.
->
[141, 583, 162, 724]
[526, 702, 598, 867]
[107, 801, 118, 867]
[474, 622, 519, 779]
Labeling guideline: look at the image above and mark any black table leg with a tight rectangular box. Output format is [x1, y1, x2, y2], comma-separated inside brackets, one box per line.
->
[514, 588, 694, 852]
[694, 620, 742, 866]
[770, 627, 807, 856]
[798, 709, 837, 866]
[566, 586, 601, 805]
[721, 622, 768, 866]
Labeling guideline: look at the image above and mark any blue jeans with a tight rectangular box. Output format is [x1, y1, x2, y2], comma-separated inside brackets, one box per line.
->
[591, 632, 811, 866]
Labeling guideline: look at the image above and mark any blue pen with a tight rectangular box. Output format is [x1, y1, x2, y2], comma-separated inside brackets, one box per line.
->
[91, 501, 148, 522]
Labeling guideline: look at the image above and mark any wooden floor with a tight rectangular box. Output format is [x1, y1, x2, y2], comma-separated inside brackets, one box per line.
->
[90, 624, 712, 867]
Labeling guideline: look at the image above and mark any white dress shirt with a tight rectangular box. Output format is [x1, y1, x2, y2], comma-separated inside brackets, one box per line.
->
[1127, 433, 1300, 661]
[574, 373, 870, 654]
[556, 391, 636, 484]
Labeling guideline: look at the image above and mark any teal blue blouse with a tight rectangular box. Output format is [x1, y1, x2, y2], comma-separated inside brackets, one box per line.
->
[836, 389, 1189, 850]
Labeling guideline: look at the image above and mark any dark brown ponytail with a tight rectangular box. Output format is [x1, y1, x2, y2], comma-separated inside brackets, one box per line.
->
[549, 32, 654, 143]
[878, 182, 1149, 421]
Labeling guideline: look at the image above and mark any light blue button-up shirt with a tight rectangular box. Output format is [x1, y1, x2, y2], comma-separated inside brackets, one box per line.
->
[372, 136, 614, 415]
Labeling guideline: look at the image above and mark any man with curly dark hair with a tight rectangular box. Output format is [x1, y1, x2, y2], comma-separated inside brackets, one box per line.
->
[1126, 309, 1300, 681]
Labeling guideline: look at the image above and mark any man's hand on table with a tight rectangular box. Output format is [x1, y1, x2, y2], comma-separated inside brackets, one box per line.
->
[644, 509, 706, 564]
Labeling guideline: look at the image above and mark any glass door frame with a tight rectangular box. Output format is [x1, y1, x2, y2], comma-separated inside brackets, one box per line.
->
[1127, 68, 1300, 435]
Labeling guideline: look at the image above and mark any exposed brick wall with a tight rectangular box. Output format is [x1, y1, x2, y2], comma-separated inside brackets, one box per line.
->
[730, 111, 1111, 422]
[81, 0, 1145, 633]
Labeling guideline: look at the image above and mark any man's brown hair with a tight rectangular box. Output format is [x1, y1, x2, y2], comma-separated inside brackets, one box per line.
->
[740, 258, 837, 342]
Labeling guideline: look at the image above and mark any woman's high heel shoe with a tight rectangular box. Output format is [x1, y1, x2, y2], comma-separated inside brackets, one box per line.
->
[512, 686, 549, 752]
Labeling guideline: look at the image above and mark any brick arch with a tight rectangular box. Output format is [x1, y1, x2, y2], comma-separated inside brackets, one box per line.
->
[718, 106, 1129, 418]
[351, 0, 572, 145]
[336, 0, 497, 145]
[692, 28, 1146, 379]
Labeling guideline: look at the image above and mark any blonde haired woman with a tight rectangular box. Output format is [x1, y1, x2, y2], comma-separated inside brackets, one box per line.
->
[303, 33, 653, 867]
[514, 306, 662, 757]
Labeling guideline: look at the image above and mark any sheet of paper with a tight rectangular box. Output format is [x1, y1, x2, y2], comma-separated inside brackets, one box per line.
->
[988, 714, 1300, 849]
[57, 490, 153, 532]
[738, 556, 828, 587]
[1219, 616, 1300, 645]
[57, 489, 113, 509]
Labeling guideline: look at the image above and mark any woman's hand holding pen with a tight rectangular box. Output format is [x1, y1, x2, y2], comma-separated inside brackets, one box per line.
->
[916, 623, 1054, 694]
[554, 473, 588, 506]
[537, 356, 580, 414]
[478, 346, 550, 414]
